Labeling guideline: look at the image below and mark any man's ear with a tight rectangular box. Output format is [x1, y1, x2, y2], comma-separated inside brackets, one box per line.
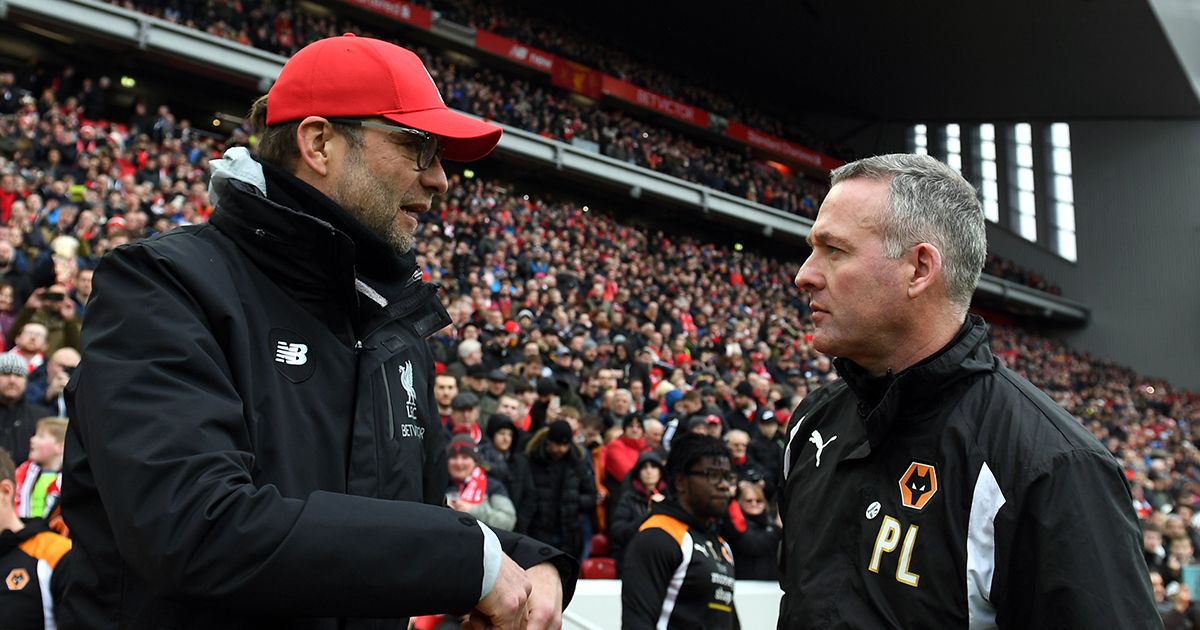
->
[294, 116, 336, 178]
[907, 242, 944, 299]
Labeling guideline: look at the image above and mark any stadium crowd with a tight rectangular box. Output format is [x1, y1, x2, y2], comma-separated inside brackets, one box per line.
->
[3, 53, 1197, 625]
[426, 0, 844, 158]
[96, 0, 1067, 292]
[103, 0, 829, 217]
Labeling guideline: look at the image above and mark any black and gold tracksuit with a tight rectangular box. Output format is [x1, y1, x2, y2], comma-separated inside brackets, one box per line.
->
[621, 500, 738, 630]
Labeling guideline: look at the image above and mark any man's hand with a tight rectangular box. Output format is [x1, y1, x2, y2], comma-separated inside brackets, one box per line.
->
[59, 297, 77, 321]
[47, 369, 71, 400]
[24, 288, 43, 311]
[524, 562, 563, 630]
[465, 553, 530, 630]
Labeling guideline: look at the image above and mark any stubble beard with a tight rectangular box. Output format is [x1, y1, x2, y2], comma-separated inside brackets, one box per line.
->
[335, 150, 417, 255]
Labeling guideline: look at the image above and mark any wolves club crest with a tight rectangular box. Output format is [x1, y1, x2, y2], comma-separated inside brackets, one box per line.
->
[899, 462, 938, 510]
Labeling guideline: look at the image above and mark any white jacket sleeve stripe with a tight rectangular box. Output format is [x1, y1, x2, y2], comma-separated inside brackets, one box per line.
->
[967, 462, 1006, 629]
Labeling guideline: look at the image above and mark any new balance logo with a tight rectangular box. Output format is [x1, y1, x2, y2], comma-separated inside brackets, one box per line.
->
[809, 430, 837, 468]
[274, 342, 309, 366]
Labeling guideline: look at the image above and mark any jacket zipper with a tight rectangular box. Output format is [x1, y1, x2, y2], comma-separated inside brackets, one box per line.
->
[380, 368, 396, 440]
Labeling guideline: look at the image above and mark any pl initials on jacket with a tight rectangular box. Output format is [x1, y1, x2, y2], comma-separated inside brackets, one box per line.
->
[778, 316, 1160, 629]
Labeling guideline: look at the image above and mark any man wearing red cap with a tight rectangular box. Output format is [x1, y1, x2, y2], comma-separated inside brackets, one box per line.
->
[62, 34, 572, 630]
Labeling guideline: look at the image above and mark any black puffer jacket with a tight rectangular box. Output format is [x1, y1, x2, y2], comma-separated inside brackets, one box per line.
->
[608, 451, 667, 571]
[729, 510, 780, 581]
[61, 152, 576, 630]
[524, 427, 596, 558]
[477, 440, 537, 533]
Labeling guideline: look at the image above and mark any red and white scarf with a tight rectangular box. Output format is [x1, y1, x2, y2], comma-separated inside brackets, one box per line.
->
[457, 466, 489, 505]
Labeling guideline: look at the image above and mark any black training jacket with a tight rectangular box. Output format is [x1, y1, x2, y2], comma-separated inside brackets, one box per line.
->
[621, 500, 739, 630]
[778, 316, 1160, 629]
[60, 158, 575, 629]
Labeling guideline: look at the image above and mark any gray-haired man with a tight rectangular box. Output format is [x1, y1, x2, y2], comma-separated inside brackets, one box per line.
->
[778, 154, 1157, 628]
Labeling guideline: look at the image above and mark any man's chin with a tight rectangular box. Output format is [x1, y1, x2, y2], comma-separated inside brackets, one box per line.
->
[388, 234, 415, 256]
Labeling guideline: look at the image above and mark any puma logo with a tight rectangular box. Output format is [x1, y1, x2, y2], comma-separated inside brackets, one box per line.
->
[809, 430, 837, 468]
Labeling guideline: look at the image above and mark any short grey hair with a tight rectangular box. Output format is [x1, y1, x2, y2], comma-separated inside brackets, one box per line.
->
[830, 154, 986, 312]
[457, 339, 482, 360]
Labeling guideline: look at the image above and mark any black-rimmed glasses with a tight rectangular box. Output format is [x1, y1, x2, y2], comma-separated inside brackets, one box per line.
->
[325, 118, 443, 171]
[686, 468, 738, 486]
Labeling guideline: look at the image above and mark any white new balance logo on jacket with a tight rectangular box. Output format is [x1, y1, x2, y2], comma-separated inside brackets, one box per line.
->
[274, 342, 308, 365]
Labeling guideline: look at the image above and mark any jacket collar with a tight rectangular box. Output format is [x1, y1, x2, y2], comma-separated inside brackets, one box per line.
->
[834, 315, 996, 448]
[0, 518, 51, 554]
[208, 154, 357, 304]
[206, 149, 422, 305]
[650, 497, 713, 532]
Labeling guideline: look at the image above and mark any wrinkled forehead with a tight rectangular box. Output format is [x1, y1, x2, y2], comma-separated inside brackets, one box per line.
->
[811, 178, 889, 241]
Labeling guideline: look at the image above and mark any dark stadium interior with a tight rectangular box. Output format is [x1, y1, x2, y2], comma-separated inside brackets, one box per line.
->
[535, 0, 1200, 121]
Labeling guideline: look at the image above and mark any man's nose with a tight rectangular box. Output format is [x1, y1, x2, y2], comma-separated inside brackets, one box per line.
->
[795, 256, 819, 292]
[421, 157, 449, 196]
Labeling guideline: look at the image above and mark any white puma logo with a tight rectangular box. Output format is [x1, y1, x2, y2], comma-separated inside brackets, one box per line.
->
[809, 430, 838, 468]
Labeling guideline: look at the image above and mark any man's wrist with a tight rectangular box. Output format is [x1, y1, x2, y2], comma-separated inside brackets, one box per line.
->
[477, 521, 502, 602]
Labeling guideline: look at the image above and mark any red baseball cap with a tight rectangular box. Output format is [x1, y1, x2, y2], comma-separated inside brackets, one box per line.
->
[267, 34, 501, 162]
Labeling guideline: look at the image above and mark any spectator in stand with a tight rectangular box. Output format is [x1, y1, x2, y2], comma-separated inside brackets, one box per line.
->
[446, 434, 517, 531]
[479, 368, 508, 419]
[1146, 526, 1168, 574]
[9, 286, 80, 357]
[642, 418, 665, 456]
[0, 242, 32, 308]
[5, 322, 46, 374]
[727, 482, 779, 581]
[748, 411, 784, 490]
[70, 267, 93, 317]
[60, 35, 572, 628]
[433, 373, 458, 428]
[724, 429, 771, 499]
[0, 353, 49, 463]
[0, 446, 72, 630]
[13, 415, 66, 518]
[603, 414, 646, 493]
[462, 362, 489, 399]
[528, 376, 560, 435]
[25, 346, 79, 417]
[0, 282, 18, 341]
[1151, 570, 1172, 617]
[447, 391, 482, 443]
[447, 337, 484, 379]
[477, 413, 535, 533]
[495, 393, 530, 434]
[607, 451, 666, 574]
[1165, 536, 1196, 588]
[604, 387, 635, 430]
[662, 389, 702, 451]
[685, 413, 723, 442]
[1164, 583, 1200, 629]
[525, 420, 596, 560]
[725, 380, 761, 438]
